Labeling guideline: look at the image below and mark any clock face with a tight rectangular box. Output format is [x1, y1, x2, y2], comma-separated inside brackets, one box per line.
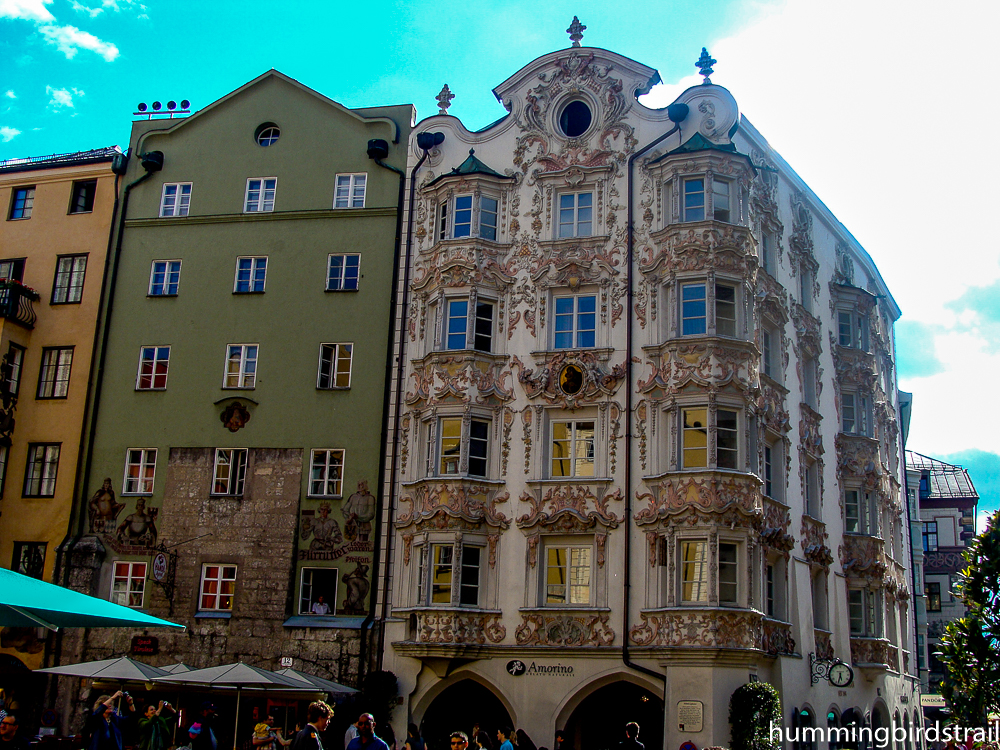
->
[829, 663, 853, 687]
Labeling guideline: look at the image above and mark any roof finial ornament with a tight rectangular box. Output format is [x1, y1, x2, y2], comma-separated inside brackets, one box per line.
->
[696, 47, 716, 84]
[567, 16, 586, 47]
[436, 84, 455, 115]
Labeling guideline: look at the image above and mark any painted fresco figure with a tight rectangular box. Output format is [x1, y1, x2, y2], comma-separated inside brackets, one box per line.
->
[301, 502, 343, 551]
[116, 498, 159, 547]
[342, 481, 375, 542]
[88, 478, 125, 534]
[341, 561, 369, 614]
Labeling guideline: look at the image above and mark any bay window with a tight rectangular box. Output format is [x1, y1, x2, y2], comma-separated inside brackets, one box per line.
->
[680, 406, 739, 470]
[417, 542, 483, 607]
[438, 194, 501, 241]
[427, 417, 490, 478]
[848, 587, 883, 637]
[545, 545, 591, 605]
[680, 280, 738, 337]
[443, 297, 495, 352]
[844, 489, 878, 535]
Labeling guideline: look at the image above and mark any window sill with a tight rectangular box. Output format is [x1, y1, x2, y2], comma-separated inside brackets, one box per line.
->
[135, 388, 167, 392]
[324, 288, 359, 293]
[35, 396, 69, 401]
[759, 373, 787, 393]
[49, 301, 83, 306]
[316, 387, 350, 392]
[527, 477, 613, 486]
[306, 494, 343, 500]
[147, 294, 179, 298]
[6, 217, 31, 222]
[69, 210, 94, 216]
[221, 387, 256, 391]
[519, 606, 610, 613]
[121, 492, 154, 498]
[233, 291, 266, 295]
[195, 611, 232, 619]
[402, 476, 504, 487]
[283, 615, 366, 629]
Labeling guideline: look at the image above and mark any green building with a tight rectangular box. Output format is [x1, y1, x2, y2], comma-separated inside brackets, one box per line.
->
[59, 71, 412, 716]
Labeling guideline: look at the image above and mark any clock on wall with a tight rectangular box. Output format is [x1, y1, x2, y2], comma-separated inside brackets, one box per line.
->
[829, 662, 854, 687]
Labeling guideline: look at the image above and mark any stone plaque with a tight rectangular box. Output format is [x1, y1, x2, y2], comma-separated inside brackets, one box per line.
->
[678, 700, 704, 732]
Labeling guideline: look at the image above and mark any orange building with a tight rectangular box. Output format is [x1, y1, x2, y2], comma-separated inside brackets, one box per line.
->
[0, 148, 119, 674]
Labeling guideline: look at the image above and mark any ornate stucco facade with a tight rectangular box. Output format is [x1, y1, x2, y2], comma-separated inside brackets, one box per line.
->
[380, 38, 917, 750]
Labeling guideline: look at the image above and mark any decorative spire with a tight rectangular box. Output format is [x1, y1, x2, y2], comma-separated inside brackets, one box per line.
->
[696, 47, 716, 84]
[436, 84, 454, 115]
[567, 16, 586, 47]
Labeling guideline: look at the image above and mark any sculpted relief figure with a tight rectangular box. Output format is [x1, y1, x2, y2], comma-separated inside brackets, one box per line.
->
[116, 497, 159, 547]
[301, 502, 343, 551]
[88, 478, 125, 534]
[342, 480, 376, 542]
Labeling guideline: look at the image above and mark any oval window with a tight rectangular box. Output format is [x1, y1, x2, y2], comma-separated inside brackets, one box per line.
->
[255, 123, 280, 147]
[559, 101, 592, 138]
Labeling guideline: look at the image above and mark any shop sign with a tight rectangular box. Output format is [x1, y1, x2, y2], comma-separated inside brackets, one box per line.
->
[678, 701, 704, 732]
[920, 695, 946, 707]
[152, 552, 168, 582]
[505, 659, 574, 677]
[131, 636, 158, 655]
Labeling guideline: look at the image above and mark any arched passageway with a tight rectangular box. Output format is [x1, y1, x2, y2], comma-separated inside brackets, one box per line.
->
[563, 682, 663, 750]
[420, 679, 514, 750]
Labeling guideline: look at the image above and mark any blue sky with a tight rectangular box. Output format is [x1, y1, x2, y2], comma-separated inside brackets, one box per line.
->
[3, 0, 999, 522]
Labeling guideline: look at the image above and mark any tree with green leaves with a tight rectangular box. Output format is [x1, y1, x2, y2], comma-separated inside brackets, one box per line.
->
[730, 681, 782, 750]
[937, 510, 1000, 726]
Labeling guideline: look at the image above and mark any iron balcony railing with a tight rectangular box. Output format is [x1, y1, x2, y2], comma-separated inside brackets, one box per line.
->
[0, 282, 39, 328]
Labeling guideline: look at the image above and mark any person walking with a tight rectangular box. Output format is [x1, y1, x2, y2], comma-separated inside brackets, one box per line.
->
[291, 702, 333, 750]
[0, 713, 28, 750]
[497, 728, 513, 750]
[515, 730, 536, 750]
[474, 732, 492, 750]
[450, 732, 469, 750]
[617, 723, 643, 750]
[344, 720, 359, 750]
[254, 715, 292, 750]
[87, 691, 136, 750]
[190, 703, 218, 750]
[137, 701, 175, 750]
[346, 714, 389, 750]
[403, 724, 424, 750]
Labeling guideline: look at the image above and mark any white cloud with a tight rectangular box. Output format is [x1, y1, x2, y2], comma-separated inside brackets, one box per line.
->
[69, 0, 102, 16]
[38, 24, 119, 61]
[0, 126, 20, 142]
[0, 0, 53, 21]
[4, 91, 14, 99]
[45, 85, 84, 109]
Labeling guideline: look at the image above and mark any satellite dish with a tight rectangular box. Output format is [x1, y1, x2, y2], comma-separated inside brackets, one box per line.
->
[137, 103, 147, 112]
[181, 99, 190, 109]
[167, 101, 176, 110]
[152, 101, 161, 111]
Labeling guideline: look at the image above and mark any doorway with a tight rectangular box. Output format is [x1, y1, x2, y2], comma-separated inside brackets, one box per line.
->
[563, 682, 663, 750]
[420, 679, 513, 750]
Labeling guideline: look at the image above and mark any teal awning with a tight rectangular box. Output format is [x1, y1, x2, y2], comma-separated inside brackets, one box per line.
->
[0, 568, 185, 631]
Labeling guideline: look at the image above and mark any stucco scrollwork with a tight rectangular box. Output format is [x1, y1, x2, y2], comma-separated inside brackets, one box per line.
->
[405, 354, 514, 406]
[511, 351, 626, 408]
[517, 486, 622, 533]
[762, 619, 796, 656]
[629, 609, 763, 649]
[634, 471, 761, 526]
[396, 483, 510, 532]
[839, 534, 887, 579]
[413, 610, 506, 645]
[800, 515, 833, 567]
[514, 611, 615, 646]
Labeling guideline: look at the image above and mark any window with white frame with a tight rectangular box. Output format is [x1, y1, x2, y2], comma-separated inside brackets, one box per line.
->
[52, 254, 87, 304]
[199, 564, 237, 611]
[765, 556, 787, 619]
[553, 294, 596, 349]
[719, 542, 738, 604]
[760, 230, 777, 275]
[848, 587, 883, 637]
[558, 192, 593, 238]
[838, 309, 870, 351]
[761, 322, 781, 380]
[800, 266, 814, 314]
[149, 260, 181, 296]
[683, 178, 705, 222]
[224, 344, 257, 388]
[212, 449, 247, 496]
[804, 461, 820, 517]
[841, 391, 871, 436]
[680, 540, 708, 603]
[545, 545, 591, 605]
[6, 343, 24, 396]
[680, 281, 737, 337]
[244, 178, 276, 213]
[681, 406, 738, 470]
[802, 355, 817, 407]
[123, 448, 157, 495]
[327, 253, 360, 291]
[443, 298, 494, 352]
[812, 570, 829, 630]
[334, 173, 366, 208]
[234, 257, 267, 293]
[551, 420, 595, 477]
[417, 542, 482, 606]
[159, 183, 191, 217]
[712, 179, 732, 222]
[299, 567, 338, 615]
[24, 443, 59, 497]
[112, 561, 147, 608]
[437, 194, 500, 241]
[36, 347, 73, 399]
[136, 346, 170, 390]
[429, 417, 489, 478]
[317, 343, 352, 389]
[845, 488, 878, 536]
[309, 449, 344, 497]
[763, 440, 782, 501]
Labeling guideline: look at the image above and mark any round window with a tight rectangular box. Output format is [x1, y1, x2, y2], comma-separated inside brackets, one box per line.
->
[255, 123, 280, 147]
[559, 101, 592, 138]
[559, 364, 585, 395]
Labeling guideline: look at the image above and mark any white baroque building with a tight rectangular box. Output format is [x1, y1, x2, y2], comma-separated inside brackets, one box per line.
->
[378, 33, 917, 750]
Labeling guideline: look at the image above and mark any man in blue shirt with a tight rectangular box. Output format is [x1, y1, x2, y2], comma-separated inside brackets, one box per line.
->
[346, 714, 389, 750]
[497, 728, 513, 750]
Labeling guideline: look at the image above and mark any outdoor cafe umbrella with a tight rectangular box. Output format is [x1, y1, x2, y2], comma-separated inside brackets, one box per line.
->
[155, 662, 318, 750]
[0, 567, 185, 631]
[274, 668, 357, 697]
[37, 657, 172, 713]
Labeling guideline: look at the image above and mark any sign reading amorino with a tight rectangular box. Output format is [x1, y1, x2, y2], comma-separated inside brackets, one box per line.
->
[506, 660, 575, 677]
